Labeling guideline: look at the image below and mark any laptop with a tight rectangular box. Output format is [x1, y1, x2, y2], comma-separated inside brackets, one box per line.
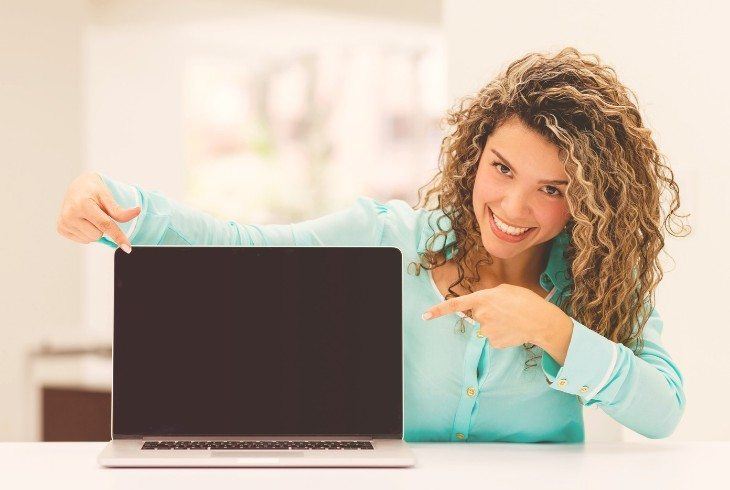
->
[97, 245, 415, 468]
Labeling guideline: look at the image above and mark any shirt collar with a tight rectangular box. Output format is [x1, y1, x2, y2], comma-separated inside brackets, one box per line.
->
[416, 208, 572, 292]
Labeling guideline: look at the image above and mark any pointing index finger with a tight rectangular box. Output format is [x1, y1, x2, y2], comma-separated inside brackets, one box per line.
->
[422, 295, 472, 320]
[86, 202, 130, 250]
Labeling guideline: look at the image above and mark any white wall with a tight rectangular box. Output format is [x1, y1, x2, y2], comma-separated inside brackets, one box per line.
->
[0, 0, 87, 441]
[443, 0, 730, 441]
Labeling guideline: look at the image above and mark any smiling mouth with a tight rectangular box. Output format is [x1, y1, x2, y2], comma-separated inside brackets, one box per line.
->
[488, 207, 535, 230]
[486, 207, 537, 242]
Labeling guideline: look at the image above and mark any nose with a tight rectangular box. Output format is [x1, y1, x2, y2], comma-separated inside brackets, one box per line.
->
[500, 190, 532, 224]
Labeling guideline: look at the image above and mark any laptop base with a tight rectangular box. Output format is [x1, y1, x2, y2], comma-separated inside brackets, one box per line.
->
[98, 439, 416, 468]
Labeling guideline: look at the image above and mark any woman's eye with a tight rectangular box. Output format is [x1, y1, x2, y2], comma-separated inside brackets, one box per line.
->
[543, 186, 562, 197]
[492, 162, 511, 175]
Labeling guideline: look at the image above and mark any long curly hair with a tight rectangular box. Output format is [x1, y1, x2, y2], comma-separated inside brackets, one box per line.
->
[408, 47, 690, 370]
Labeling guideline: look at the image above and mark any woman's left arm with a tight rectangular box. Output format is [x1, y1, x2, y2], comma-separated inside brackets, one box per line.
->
[537, 307, 686, 439]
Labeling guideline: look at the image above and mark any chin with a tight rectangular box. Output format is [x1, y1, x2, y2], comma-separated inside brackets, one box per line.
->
[483, 244, 523, 259]
[480, 234, 525, 259]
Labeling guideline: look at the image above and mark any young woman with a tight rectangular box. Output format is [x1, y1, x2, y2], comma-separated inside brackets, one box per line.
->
[57, 47, 689, 443]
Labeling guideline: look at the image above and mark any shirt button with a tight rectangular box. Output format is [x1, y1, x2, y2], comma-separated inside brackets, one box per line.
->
[455, 433, 465, 440]
[466, 387, 476, 397]
[557, 378, 568, 388]
[579, 385, 589, 393]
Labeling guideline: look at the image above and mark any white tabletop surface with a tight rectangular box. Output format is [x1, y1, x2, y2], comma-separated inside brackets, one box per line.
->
[1, 441, 726, 489]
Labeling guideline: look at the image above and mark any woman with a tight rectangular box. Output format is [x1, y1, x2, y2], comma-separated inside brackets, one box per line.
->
[57, 47, 689, 442]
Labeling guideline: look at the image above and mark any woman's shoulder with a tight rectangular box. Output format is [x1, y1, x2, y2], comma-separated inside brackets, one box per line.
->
[352, 195, 443, 249]
[367, 196, 459, 258]
[351, 195, 426, 229]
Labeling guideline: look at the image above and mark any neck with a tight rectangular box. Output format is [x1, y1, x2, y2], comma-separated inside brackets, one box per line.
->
[474, 241, 551, 287]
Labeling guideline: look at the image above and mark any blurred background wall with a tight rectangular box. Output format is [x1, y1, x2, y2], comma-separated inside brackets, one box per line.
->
[1, 0, 727, 442]
[1, 0, 88, 442]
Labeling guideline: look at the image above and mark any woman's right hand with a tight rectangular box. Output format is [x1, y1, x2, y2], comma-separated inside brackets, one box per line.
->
[56, 171, 141, 252]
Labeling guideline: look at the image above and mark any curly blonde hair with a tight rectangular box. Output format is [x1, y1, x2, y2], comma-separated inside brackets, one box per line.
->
[408, 46, 690, 370]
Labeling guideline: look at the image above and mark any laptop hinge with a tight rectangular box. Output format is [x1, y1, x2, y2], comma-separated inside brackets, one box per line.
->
[112, 434, 403, 441]
[116, 433, 402, 440]
[138, 435, 374, 441]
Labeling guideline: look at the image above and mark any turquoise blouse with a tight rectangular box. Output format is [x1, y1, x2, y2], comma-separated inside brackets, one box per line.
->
[95, 173, 686, 442]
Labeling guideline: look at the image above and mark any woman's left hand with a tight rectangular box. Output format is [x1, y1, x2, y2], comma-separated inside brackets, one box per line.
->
[422, 283, 571, 349]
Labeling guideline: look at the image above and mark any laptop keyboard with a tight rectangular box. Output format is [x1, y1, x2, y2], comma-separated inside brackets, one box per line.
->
[141, 440, 374, 450]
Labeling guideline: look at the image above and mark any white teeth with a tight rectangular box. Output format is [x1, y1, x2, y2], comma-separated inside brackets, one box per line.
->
[493, 212, 531, 235]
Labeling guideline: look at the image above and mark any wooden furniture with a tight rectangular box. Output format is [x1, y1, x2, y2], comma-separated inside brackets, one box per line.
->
[26, 342, 112, 441]
[42, 386, 110, 441]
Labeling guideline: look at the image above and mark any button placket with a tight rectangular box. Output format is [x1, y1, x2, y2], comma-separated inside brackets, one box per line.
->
[476, 327, 492, 390]
[451, 330, 484, 441]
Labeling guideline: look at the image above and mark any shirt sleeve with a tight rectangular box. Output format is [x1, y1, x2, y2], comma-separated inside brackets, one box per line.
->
[94, 173, 393, 248]
[541, 307, 685, 439]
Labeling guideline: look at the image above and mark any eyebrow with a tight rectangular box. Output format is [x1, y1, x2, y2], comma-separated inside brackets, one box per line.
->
[491, 149, 569, 186]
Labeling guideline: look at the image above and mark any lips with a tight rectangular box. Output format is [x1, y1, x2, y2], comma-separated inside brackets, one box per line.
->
[489, 208, 534, 230]
[486, 207, 537, 243]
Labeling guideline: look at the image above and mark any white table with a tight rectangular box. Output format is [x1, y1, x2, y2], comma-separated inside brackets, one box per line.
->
[1, 441, 725, 489]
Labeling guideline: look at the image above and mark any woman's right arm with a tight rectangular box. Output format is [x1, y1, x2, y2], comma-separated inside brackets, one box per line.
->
[57, 172, 400, 250]
[93, 172, 284, 247]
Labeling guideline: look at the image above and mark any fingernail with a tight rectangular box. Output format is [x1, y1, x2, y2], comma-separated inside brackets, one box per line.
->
[121, 244, 132, 254]
[422, 312, 432, 320]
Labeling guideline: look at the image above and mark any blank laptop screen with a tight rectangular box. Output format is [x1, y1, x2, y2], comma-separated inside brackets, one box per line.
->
[112, 246, 403, 438]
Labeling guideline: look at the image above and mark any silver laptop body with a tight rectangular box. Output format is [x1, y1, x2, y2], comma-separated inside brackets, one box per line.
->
[98, 246, 415, 467]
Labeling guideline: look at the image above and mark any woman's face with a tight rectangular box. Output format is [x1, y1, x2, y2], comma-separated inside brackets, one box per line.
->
[472, 116, 572, 259]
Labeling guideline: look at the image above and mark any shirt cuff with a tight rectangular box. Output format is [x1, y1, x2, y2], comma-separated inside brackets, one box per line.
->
[542, 317, 619, 404]
[95, 172, 142, 248]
